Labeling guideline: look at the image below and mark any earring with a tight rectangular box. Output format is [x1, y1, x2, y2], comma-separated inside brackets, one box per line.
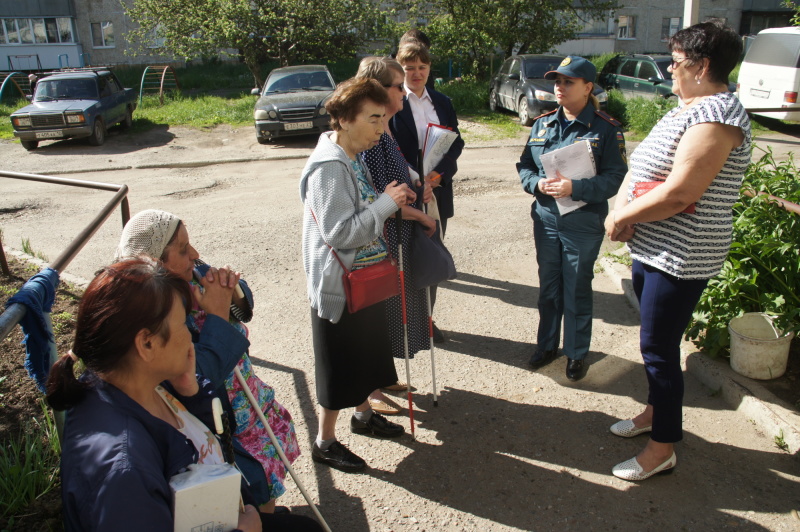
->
[696, 78, 701, 85]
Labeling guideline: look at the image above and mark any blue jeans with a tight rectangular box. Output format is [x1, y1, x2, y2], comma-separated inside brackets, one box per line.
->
[532, 205, 605, 361]
[632, 260, 708, 443]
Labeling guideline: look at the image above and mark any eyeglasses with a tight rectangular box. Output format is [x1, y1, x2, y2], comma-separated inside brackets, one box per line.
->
[384, 83, 406, 91]
[670, 57, 690, 69]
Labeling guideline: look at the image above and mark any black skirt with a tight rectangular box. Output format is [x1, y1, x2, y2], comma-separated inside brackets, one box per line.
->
[311, 301, 398, 410]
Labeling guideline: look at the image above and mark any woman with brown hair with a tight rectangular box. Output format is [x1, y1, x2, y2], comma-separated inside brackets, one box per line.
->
[300, 77, 416, 472]
[47, 259, 321, 531]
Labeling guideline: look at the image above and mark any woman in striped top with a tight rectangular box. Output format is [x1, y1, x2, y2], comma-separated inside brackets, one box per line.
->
[604, 21, 751, 482]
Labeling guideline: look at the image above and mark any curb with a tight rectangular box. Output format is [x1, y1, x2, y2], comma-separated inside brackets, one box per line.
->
[599, 254, 800, 453]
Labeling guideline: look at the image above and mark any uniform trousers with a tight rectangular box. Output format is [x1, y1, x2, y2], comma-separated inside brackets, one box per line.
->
[532, 204, 604, 361]
[632, 260, 708, 443]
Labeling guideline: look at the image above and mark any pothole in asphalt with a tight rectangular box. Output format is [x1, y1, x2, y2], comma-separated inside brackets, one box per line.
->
[163, 180, 229, 199]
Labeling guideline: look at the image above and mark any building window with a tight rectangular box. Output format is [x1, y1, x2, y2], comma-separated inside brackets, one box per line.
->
[91, 21, 115, 48]
[661, 17, 681, 41]
[0, 17, 75, 44]
[617, 16, 636, 39]
[578, 15, 611, 36]
[18, 19, 33, 43]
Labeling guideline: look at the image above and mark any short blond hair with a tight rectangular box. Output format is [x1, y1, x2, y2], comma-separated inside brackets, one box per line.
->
[355, 57, 404, 87]
[396, 41, 431, 65]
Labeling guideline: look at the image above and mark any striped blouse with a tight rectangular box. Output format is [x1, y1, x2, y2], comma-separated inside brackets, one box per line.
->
[627, 92, 751, 279]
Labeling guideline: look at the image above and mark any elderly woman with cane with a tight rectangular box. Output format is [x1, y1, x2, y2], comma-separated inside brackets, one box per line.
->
[47, 259, 321, 531]
[605, 21, 750, 481]
[116, 209, 299, 513]
[301, 77, 416, 472]
[356, 56, 436, 415]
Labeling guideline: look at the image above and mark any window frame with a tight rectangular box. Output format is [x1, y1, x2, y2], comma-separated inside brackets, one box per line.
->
[90, 21, 115, 48]
[617, 15, 636, 40]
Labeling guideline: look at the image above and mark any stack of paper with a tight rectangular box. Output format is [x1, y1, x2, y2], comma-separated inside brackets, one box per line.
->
[539, 140, 596, 215]
[422, 123, 459, 176]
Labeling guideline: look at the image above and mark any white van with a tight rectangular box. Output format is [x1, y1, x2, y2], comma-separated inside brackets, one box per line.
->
[737, 27, 800, 121]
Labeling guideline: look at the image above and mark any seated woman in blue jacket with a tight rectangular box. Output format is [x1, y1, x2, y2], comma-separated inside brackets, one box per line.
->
[46, 259, 320, 532]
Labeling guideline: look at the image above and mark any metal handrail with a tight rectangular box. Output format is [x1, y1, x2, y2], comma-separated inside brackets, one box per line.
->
[0, 171, 130, 435]
[0, 170, 130, 345]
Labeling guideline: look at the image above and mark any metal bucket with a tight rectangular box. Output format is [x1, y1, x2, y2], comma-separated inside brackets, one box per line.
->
[728, 312, 794, 380]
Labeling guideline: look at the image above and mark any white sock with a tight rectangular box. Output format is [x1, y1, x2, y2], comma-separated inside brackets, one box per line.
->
[353, 408, 373, 422]
[315, 437, 336, 450]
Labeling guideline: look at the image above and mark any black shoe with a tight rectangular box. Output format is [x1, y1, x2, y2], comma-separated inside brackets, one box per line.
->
[432, 322, 446, 344]
[529, 348, 557, 369]
[566, 359, 586, 381]
[311, 441, 366, 472]
[351, 412, 405, 438]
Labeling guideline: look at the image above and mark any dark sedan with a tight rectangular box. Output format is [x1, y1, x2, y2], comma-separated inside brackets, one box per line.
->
[489, 54, 608, 126]
[251, 65, 335, 143]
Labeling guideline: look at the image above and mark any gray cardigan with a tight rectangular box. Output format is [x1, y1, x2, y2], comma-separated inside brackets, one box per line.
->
[300, 132, 398, 323]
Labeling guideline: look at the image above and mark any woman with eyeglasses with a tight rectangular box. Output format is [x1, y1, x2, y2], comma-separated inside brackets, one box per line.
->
[356, 56, 436, 414]
[605, 21, 751, 481]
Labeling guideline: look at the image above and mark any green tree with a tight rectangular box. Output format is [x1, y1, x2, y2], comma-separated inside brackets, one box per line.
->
[124, 0, 383, 86]
[396, 0, 618, 78]
[785, 1, 800, 26]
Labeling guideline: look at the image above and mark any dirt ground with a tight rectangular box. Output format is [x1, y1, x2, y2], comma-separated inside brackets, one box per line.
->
[1, 123, 800, 531]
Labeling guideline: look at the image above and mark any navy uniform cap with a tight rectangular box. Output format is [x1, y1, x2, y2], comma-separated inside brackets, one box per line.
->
[544, 56, 597, 83]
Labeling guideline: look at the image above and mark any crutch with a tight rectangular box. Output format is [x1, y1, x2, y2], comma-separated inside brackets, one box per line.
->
[395, 209, 416, 438]
[233, 366, 332, 532]
[418, 149, 439, 407]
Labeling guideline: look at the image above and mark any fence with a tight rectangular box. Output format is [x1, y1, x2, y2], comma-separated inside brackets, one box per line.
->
[0, 171, 130, 433]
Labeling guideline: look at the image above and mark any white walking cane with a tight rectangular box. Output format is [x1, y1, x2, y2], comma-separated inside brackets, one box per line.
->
[418, 149, 439, 406]
[233, 366, 332, 532]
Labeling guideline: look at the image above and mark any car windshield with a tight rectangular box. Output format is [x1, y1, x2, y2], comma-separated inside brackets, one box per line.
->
[34, 78, 98, 101]
[264, 71, 334, 93]
[654, 60, 672, 79]
[524, 61, 562, 79]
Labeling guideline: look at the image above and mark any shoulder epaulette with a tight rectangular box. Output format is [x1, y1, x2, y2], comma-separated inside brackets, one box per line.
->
[594, 109, 621, 127]
[534, 109, 558, 121]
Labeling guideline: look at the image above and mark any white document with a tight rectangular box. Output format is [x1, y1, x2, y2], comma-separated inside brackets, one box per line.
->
[422, 124, 459, 176]
[539, 140, 597, 215]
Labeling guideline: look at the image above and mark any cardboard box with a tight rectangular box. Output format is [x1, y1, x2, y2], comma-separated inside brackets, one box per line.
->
[170, 463, 241, 532]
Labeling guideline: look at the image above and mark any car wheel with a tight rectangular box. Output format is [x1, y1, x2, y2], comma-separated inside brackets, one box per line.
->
[122, 107, 133, 129]
[257, 137, 270, 145]
[21, 140, 38, 151]
[489, 88, 498, 112]
[518, 97, 533, 127]
[88, 118, 106, 146]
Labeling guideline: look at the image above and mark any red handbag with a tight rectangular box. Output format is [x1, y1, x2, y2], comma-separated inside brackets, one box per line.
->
[633, 181, 696, 214]
[310, 209, 400, 314]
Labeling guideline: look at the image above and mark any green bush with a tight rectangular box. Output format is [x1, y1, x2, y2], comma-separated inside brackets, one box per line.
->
[624, 96, 678, 135]
[590, 52, 618, 77]
[605, 89, 628, 127]
[686, 150, 800, 356]
[438, 77, 490, 114]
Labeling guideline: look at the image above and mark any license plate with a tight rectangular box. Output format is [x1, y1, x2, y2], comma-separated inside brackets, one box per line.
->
[749, 89, 769, 99]
[35, 131, 62, 139]
[285, 121, 312, 131]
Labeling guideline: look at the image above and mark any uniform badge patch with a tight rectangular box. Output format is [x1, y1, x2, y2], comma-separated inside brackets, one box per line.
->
[560, 57, 571, 67]
[538, 129, 547, 137]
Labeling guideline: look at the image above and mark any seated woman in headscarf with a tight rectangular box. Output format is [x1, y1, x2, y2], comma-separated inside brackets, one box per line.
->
[115, 209, 299, 513]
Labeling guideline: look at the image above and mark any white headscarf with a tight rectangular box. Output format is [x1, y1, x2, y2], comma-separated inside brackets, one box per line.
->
[115, 209, 181, 261]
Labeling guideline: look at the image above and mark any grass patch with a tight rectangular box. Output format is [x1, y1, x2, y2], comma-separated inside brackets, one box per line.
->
[0, 99, 27, 140]
[0, 400, 60, 519]
[131, 92, 255, 130]
[461, 111, 524, 142]
[438, 78, 490, 115]
[21, 238, 48, 262]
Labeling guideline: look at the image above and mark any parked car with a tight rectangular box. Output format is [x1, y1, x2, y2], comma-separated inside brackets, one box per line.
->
[251, 65, 335, 143]
[598, 54, 675, 100]
[737, 27, 800, 121]
[489, 54, 608, 126]
[10, 68, 137, 150]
